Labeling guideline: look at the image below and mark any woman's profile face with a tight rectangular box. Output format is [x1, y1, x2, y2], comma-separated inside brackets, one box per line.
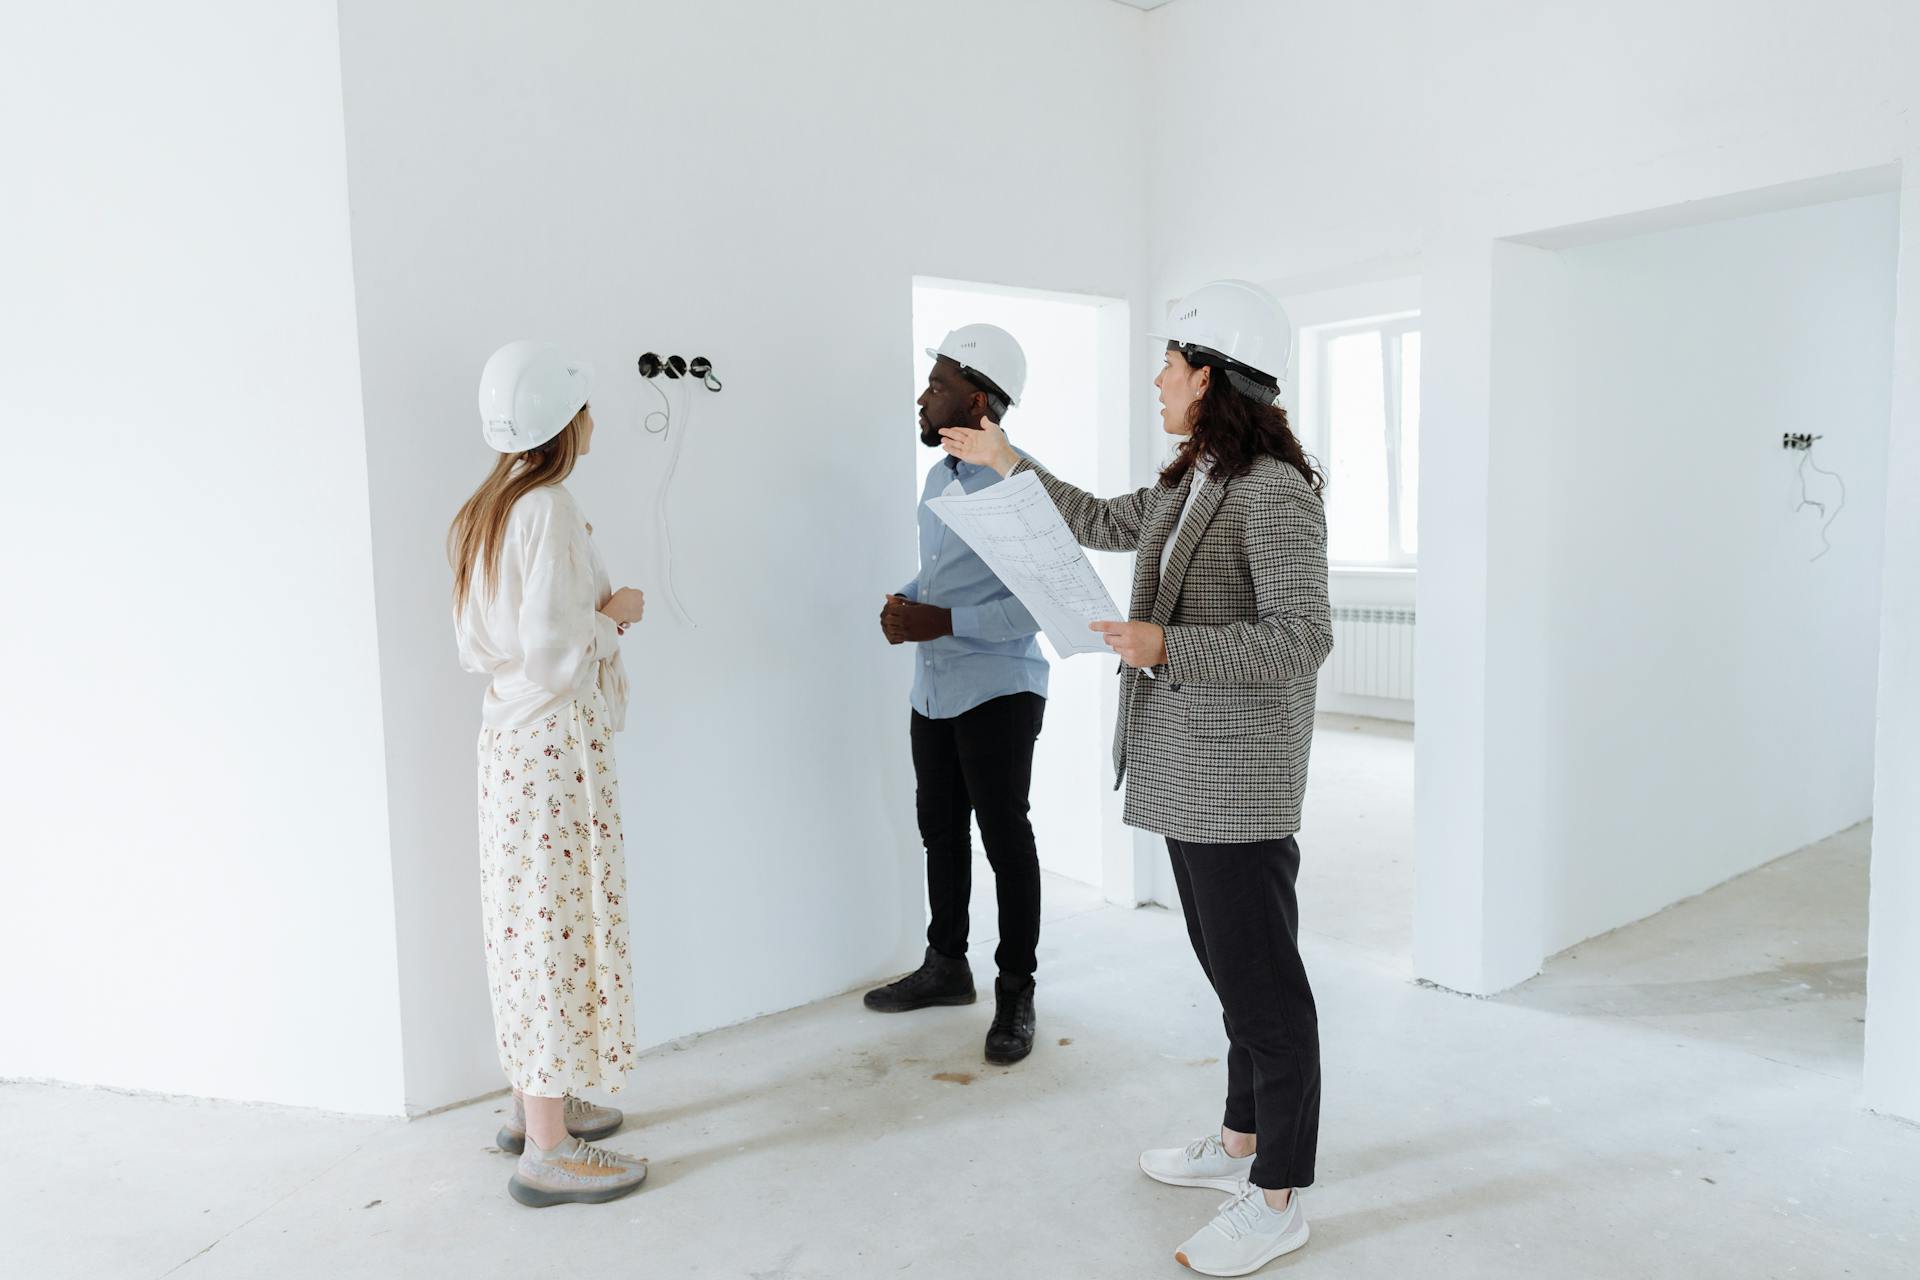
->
[1154, 347, 1209, 437]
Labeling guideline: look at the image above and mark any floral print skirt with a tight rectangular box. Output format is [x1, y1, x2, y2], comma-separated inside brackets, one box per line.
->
[476, 691, 635, 1097]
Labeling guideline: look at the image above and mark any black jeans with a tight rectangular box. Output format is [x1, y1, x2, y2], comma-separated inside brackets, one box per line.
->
[1166, 835, 1321, 1190]
[911, 692, 1045, 983]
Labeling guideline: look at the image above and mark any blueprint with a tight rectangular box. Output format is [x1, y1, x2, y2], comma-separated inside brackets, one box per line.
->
[927, 470, 1120, 658]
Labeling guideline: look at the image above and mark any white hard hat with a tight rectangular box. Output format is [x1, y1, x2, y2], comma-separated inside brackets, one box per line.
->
[1151, 280, 1294, 392]
[925, 323, 1027, 407]
[478, 341, 593, 452]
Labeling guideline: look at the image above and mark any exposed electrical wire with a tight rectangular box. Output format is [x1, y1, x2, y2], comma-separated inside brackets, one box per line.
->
[1804, 446, 1847, 564]
[643, 378, 671, 436]
[652, 381, 696, 626]
[637, 351, 720, 627]
[1795, 449, 1824, 519]
[1794, 443, 1848, 563]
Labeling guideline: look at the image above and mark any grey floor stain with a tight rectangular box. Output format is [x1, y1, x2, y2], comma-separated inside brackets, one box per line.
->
[1508, 956, 1866, 1018]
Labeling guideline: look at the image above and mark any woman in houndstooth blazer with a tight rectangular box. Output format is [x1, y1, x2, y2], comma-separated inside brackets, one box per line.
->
[940, 280, 1331, 1275]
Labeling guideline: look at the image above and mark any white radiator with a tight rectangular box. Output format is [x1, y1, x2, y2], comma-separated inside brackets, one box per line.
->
[1327, 607, 1416, 701]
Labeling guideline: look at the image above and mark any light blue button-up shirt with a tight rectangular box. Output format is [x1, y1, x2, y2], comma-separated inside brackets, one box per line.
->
[900, 451, 1049, 719]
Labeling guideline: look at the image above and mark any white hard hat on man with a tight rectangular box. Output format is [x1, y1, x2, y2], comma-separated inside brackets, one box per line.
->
[926, 323, 1027, 409]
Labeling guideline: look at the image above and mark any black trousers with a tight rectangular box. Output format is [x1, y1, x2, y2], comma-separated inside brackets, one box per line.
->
[911, 692, 1045, 983]
[1166, 835, 1321, 1190]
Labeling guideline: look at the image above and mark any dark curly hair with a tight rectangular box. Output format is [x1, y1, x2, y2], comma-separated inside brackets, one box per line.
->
[1160, 345, 1324, 493]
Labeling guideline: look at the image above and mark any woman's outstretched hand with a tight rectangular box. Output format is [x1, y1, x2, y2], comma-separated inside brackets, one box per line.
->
[939, 415, 1020, 476]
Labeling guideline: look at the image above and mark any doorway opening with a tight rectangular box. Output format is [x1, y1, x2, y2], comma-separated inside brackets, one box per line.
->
[1485, 185, 1900, 1079]
[908, 276, 1133, 940]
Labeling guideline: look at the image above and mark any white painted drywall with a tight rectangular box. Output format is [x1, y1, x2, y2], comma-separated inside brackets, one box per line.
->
[333, 0, 1154, 1112]
[909, 282, 1132, 894]
[16, 0, 1920, 1128]
[1529, 195, 1897, 952]
[1145, 0, 1920, 1118]
[1865, 164, 1920, 1123]
[0, 1, 404, 1112]
[1143, 1, 1425, 293]
[1412, 13, 1918, 1020]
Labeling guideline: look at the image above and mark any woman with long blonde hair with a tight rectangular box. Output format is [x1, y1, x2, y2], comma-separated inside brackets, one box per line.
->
[452, 341, 649, 1207]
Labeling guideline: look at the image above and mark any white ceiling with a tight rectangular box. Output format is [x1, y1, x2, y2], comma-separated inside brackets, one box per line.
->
[1108, 0, 1177, 10]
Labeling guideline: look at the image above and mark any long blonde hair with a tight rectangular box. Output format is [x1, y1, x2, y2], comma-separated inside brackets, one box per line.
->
[448, 406, 588, 611]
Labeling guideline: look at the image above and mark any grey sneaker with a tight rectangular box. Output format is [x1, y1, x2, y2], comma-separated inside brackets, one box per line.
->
[1140, 1134, 1257, 1192]
[508, 1134, 649, 1208]
[1174, 1183, 1309, 1276]
[496, 1093, 625, 1154]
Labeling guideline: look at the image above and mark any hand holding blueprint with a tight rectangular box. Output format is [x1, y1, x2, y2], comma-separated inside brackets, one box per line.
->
[927, 470, 1120, 658]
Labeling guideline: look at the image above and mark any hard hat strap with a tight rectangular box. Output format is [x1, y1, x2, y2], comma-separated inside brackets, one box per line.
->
[1177, 343, 1283, 407]
[956, 364, 1014, 415]
[1222, 366, 1284, 407]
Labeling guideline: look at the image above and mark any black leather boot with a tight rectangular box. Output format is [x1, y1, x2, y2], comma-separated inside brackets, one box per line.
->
[863, 946, 976, 1013]
[984, 975, 1036, 1065]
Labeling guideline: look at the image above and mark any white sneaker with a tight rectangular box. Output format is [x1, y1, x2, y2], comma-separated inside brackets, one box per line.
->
[1139, 1134, 1257, 1192]
[1174, 1182, 1309, 1276]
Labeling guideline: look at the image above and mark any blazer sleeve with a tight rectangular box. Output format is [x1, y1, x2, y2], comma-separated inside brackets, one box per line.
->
[1162, 487, 1333, 685]
[1013, 457, 1157, 553]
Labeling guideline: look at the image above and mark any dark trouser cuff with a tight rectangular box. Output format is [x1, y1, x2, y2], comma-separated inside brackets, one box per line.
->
[1249, 1164, 1313, 1192]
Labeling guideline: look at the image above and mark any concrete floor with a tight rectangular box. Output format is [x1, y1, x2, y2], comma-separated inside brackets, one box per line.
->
[12, 723, 1916, 1279]
[1295, 716, 1416, 963]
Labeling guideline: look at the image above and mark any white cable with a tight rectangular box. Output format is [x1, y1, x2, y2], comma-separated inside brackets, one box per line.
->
[1804, 445, 1847, 564]
[1795, 449, 1824, 520]
[654, 381, 696, 626]
[643, 378, 671, 436]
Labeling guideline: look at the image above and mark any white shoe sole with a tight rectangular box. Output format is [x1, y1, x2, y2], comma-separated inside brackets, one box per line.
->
[1175, 1220, 1310, 1276]
[1138, 1153, 1249, 1193]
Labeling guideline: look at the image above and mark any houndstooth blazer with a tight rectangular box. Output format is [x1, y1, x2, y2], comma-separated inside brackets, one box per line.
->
[1014, 453, 1333, 844]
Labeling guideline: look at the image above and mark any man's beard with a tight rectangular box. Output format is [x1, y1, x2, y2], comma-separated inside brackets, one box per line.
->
[919, 421, 946, 447]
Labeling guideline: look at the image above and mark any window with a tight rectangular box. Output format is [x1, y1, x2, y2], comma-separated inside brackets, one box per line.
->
[1301, 315, 1420, 567]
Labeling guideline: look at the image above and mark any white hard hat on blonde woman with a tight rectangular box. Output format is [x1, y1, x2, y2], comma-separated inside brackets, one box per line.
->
[477, 341, 593, 452]
[1151, 279, 1294, 402]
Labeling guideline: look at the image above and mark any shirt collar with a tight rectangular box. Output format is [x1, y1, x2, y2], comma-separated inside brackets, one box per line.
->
[947, 433, 1012, 481]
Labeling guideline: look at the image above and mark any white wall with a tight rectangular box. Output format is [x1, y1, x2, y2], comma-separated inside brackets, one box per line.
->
[1411, 4, 1920, 1025]
[1530, 195, 1896, 951]
[16, 0, 1920, 1125]
[0, 1, 405, 1112]
[1866, 160, 1920, 1123]
[1144, 1, 1425, 293]
[333, 0, 1153, 1112]
[909, 282, 1131, 893]
[1148, 0, 1920, 1118]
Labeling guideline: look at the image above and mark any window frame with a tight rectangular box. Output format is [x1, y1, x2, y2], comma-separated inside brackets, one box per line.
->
[1302, 312, 1422, 570]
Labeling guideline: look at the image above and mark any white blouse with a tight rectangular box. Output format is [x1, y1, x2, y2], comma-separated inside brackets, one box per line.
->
[1160, 459, 1212, 579]
[455, 483, 630, 732]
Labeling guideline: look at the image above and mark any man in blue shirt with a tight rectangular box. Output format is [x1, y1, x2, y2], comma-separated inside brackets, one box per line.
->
[867, 324, 1046, 1066]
